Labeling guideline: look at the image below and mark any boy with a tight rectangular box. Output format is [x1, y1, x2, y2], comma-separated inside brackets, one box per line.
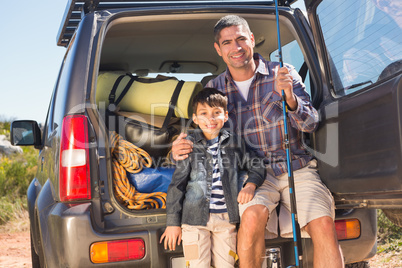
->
[160, 88, 265, 268]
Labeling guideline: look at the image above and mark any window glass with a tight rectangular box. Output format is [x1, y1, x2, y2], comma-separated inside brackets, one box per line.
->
[53, 51, 72, 130]
[43, 88, 56, 147]
[148, 73, 209, 82]
[270, 40, 311, 97]
[317, 0, 402, 96]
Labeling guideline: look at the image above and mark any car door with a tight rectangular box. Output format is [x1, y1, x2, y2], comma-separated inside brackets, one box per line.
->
[303, 0, 402, 208]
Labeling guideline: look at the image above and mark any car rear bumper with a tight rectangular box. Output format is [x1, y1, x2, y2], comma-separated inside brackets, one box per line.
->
[263, 208, 377, 267]
[37, 202, 377, 267]
[39, 202, 180, 267]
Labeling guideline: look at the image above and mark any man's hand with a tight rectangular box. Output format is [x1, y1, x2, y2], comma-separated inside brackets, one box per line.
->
[171, 132, 193, 161]
[276, 66, 297, 111]
[237, 183, 256, 204]
[159, 226, 182, 251]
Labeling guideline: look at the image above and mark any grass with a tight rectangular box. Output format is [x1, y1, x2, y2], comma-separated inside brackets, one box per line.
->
[0, 118, 12, 137]
[0, 117, 37, 227]
[0, 196, 27, 225]
[372, 210, 402, 268]
[0, 147, 38, 198]
[0, 197, 29, 233]
[376, 209, 402, 254]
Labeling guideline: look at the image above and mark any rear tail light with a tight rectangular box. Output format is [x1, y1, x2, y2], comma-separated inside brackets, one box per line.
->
[90, 239, 145, 263]
[335, 219, 361, 240]
[59, 115, 91, 201]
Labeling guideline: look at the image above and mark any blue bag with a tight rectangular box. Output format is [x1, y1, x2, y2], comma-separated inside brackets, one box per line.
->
[127, 167, 175, 193]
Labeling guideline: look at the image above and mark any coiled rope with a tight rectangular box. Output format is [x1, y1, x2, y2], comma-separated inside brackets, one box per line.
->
[110, 131, 167, 209]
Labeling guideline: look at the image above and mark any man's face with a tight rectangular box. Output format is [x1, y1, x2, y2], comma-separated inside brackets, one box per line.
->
[214, 25, 255, 70]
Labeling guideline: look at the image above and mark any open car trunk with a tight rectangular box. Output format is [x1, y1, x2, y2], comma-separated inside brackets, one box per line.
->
[94, 7, 302, 214]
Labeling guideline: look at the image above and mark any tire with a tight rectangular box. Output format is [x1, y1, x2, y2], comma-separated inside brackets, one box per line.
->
[30, 229, 41, 268]
[382, 209, 402, 227]
[345, 261, 370, 268]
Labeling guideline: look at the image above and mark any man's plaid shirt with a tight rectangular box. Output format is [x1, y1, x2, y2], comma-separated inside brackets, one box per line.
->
[206, 54, 319, 176]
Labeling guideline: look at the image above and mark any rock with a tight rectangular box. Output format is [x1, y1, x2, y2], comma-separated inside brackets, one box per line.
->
[0, 135, 23, 156]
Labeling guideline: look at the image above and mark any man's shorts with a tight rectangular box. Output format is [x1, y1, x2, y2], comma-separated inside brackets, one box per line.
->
[239, 160, 335, 239]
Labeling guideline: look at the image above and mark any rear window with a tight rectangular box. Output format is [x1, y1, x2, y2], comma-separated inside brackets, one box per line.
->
[316, 0, 402, 96]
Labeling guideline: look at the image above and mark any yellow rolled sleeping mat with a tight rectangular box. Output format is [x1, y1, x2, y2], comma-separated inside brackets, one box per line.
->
[96, 72, 203, 119]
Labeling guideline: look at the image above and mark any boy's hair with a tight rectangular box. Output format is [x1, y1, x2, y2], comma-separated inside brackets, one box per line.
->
[214, 15, 252, 44]
[192, 88, 228, 113]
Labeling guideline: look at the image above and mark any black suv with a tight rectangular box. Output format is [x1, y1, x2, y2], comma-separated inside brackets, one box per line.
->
[11, 0, 402, 267]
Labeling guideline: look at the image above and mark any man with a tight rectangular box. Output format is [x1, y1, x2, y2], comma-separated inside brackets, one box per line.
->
[171, 15, 343, 268]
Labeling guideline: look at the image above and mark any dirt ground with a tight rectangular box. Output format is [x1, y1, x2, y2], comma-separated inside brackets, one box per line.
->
[0, 230, 400, 268]
[0, 232, 32, 268]
[369, 252, 402, 268]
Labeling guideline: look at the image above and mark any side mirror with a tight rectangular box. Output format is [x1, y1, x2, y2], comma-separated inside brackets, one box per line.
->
[11, 120, 42, 149]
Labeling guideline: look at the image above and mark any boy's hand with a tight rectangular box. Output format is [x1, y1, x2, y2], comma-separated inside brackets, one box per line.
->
[171, 132, 193, 161]
[159, 226, 182, 251]
[237, 183, 256, 204]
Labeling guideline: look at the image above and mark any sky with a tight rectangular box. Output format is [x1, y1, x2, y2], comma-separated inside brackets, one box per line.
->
[0, 0, 306, 124]
[0, 0, 67, 124]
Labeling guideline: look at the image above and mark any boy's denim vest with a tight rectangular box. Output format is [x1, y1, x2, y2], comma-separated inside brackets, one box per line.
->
[166, 129, 266, 227]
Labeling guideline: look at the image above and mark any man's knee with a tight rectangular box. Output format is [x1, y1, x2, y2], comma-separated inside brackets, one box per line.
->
[238, 205, 269, 253]
[305, 216, 336, 237]
[241, 205, 269, 230]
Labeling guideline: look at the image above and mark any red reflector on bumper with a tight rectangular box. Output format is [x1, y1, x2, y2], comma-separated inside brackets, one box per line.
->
[335, 219, 361, 241]
[91, 239, 145, 263]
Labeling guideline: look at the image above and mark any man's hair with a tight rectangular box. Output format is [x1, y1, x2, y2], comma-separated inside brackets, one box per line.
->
[192, 88, 228, 113]
[214, 15, 252, 44]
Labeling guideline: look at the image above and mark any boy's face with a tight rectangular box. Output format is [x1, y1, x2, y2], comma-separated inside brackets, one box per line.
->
[193, 103, 228, 140]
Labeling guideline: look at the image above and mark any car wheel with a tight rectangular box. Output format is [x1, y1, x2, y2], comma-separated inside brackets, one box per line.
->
[345, 261, 370, 268]
[30, 228, 41, 268]
[382, 209, 402, 228]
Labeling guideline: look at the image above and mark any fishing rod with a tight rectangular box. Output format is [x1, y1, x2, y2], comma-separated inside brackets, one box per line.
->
[274, 1, 303, 267]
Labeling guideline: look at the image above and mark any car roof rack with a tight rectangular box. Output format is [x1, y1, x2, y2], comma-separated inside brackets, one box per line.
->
[57, 0, 293, 47]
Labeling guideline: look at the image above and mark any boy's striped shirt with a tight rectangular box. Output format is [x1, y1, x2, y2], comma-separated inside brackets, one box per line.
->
[207, 137, 227, 213]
